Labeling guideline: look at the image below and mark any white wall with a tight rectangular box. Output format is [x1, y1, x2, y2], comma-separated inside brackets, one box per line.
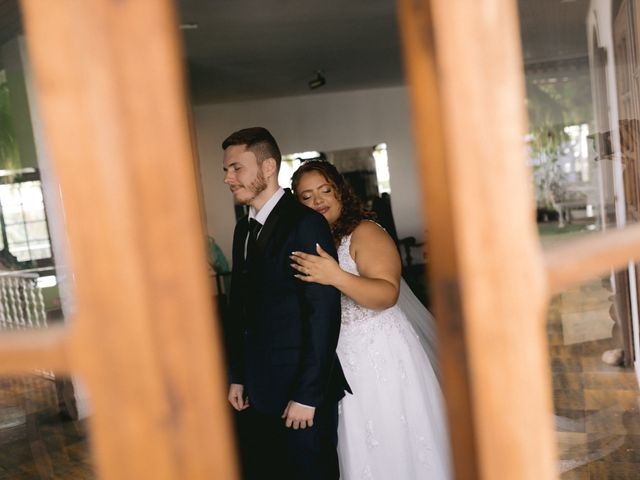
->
[194, 85, 424, 261]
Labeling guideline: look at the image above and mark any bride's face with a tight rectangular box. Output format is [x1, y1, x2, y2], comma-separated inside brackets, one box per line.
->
[295, 170, 342, 225]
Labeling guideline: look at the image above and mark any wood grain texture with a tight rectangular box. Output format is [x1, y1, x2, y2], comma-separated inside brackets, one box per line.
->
[397, 0, 557, 478]
[395, 0, 478, 477]
[17, 0, 238, 478]
[0, 325, 68, 373]
[545, 224, 640, 293]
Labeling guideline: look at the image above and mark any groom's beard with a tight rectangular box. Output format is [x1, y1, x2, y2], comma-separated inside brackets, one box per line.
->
[239, 170, 268, 205]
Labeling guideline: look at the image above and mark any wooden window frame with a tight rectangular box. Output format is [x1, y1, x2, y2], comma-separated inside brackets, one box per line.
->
[0, 0, 638, 478]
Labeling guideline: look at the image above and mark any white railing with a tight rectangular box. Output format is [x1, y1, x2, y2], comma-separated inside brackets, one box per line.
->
[0, 272, 48, 331]
[0, 271, 53, 379]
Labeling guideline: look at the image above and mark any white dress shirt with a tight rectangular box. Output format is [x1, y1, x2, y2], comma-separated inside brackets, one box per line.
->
[244, 187, 285, 259]
[249, 187, 285, 227]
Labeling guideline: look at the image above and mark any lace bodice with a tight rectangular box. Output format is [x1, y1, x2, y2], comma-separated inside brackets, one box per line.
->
[337, 234, 401, 327]
[337, 234, 358, 275]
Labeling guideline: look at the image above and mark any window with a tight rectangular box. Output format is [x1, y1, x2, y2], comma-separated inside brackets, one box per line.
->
[0, 170, 52, 268]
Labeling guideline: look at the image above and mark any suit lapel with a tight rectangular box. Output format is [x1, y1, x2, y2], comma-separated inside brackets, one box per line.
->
[256, 190, 293, 253]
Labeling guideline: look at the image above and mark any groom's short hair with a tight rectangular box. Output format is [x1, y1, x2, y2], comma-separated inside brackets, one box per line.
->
[222, 127, 282, 171]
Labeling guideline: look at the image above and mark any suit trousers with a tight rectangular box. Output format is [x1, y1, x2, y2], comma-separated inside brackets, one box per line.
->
[235, 402, 340, 480]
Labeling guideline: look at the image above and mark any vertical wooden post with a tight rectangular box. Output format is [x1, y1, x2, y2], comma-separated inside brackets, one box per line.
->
[397, 0, 557, 478]
[18, 1, 238, 478]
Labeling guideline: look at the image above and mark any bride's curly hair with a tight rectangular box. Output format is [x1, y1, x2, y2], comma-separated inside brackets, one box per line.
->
[291, 160, 376, 245]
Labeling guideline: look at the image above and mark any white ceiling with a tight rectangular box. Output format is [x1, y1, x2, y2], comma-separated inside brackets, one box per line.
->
[180, 0, 593, 103]
[177, 0, 403, 104]
[518, 0, 590, 65]
[1, 0, 594, 104]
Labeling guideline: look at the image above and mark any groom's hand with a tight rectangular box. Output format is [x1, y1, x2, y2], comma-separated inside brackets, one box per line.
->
[282, 401, 316, 429]
[228, 384, 249, 411]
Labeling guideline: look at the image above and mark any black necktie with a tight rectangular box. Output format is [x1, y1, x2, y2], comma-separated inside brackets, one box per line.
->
[246, 218, 262, 264]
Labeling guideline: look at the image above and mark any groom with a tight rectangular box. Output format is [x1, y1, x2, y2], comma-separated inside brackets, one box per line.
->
[222, 127, 349, 480]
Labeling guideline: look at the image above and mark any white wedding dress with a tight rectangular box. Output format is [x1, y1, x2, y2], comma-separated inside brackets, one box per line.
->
[336, 234, 452, 480]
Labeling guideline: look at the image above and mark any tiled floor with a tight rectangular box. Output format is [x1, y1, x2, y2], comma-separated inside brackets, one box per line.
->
[551, 279, 640, 479]
[0, 376, 93, 479]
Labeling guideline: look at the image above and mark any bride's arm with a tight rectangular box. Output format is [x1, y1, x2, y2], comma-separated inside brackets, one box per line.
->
[291, 222, 401, 310]
[342, 222, 401, 309]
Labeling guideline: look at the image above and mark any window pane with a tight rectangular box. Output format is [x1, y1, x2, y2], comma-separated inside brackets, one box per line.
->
[23, 206, 45, 222]
[0, 180, 51, 263]
[2, 205, 23, 224]
[12, 245, 31, 262]
[20, 181, 43, 204]
[26, 221, 48, 241]
[29, 246, 51, 260]
[519, 0, 640, 476]
[0, 184, 21, 207]
[6, 224, 26, 244]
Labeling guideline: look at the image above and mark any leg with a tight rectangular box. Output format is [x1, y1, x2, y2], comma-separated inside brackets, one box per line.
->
[236, 407, 290, 480]
[284, 402, 340, 480]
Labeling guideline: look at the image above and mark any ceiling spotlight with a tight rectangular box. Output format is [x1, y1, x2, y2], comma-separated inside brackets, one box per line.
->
[308, 70, 326, 90]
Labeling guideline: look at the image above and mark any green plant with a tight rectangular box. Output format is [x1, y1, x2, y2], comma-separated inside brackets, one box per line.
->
[0, 71, 20, 171]
[530, 124, 568, 226]
[526, 76, 592, 226]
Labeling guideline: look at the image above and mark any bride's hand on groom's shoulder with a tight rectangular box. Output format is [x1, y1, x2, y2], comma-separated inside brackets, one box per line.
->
[290, 244, 344, 287]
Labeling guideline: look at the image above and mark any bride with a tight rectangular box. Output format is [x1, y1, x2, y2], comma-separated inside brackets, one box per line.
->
[290, 161, 451, 480]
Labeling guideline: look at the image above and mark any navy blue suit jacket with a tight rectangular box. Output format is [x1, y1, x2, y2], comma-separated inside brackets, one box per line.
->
[228, 190, 350, 415]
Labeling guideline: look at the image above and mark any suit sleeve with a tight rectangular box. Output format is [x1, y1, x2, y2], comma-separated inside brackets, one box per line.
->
[290, 212, 342, 407]
[228, 224, 245, 385]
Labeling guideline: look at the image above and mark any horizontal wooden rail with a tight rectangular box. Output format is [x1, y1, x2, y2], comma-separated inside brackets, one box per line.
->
[544, 223, 640, 293]
[0, 324, 68, 373]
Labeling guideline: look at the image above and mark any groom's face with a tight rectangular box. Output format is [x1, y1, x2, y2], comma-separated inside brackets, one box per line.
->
[223, 145, 268, 206]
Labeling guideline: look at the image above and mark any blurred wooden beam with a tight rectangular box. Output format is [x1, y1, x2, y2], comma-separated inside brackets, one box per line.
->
[397, 0, 557, 478]
[0, 325, 68, 373]
[545, 223, 640, 292]
[19, 0, 238, 478]
[395, 0, 478, 477]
